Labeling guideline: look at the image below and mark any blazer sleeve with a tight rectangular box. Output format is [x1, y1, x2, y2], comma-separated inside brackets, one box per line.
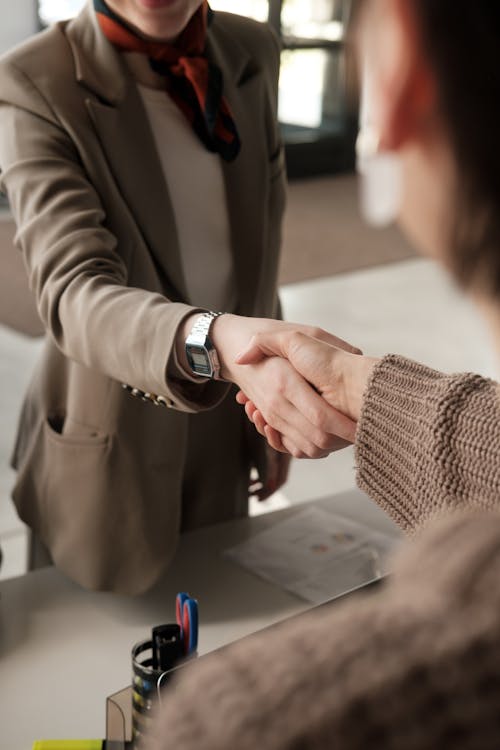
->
[262, 21, 286, 322]
[0, 57, 229, 412]
[355, 354, 500, 531]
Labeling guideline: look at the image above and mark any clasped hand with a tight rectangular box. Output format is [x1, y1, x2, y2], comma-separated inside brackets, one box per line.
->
[210, 315, 378, 459]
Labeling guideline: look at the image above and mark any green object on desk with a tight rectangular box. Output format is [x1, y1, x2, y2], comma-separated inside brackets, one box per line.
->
[33, 741, 103, 750]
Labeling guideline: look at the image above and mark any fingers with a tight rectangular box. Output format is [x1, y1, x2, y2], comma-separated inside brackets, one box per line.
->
[261, 391, 346, 457]
[257, 405, 352, 458]
[244, 400, 259, 425]
[235, 326, 361, 366]
[252, 407, 268, 436]
[253, 485, 275, 502]
[262, 424, 286, 453]
[235, 356, 356, 458]
[235, 339, 268, 365]
[248, 404, 354, 459]
[283, 366, 357, 444]
[248, 446, 290, 501]
[237, 333, 364, 424]
[277, 428, 349, 458]
[302, 328, 363, 354]
[247, 365, 358, 447]
[260, 400, 332, 457]
[248, 478, 264, 496]
[235, 332, 289, 365]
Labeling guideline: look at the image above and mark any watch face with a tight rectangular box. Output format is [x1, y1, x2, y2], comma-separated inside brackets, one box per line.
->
[187, 345, 212, 376]
[191, 351, 208, 367]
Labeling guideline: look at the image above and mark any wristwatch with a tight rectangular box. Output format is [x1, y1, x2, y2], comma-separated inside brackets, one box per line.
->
[185, 312, 224, 379]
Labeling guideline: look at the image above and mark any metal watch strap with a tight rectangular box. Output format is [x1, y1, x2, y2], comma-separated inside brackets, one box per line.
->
[186, 311, 224, 380]
[190, 311, 223, 338]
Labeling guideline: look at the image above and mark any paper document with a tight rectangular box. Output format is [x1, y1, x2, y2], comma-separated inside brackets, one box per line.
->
[225, 507, 398, 604]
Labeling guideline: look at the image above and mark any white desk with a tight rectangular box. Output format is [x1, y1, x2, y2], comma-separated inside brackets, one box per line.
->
[0, 489, 399, 749]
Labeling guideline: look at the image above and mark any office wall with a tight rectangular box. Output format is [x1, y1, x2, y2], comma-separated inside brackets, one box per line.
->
[0, 0, 38, 56]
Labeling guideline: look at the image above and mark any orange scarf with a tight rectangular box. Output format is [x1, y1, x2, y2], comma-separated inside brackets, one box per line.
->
[94, 0, 240, 161]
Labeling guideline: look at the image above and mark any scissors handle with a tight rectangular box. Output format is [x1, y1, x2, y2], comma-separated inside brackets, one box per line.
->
[176, 592, 189, 628]
[175, 592, 198, 655]
[182, 597, 198, 655]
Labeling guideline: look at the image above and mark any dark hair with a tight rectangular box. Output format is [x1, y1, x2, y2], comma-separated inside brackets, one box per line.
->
[414, 2, 500, 295]
[351, 1, 500, 295]
[413, 0, 500, 295]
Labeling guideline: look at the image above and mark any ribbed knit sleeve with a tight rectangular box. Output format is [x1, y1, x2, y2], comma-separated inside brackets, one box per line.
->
[355, 354, 500, 532]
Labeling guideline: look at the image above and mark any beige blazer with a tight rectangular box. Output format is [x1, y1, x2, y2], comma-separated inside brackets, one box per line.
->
[0, 4, 286, 593]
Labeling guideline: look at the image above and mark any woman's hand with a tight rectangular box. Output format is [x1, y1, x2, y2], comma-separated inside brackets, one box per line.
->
[249, 446, 292, 501]
[234, 329, 380, 455]
[210, 315, 360, 458]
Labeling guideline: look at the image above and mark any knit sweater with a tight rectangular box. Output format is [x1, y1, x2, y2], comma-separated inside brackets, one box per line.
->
[147, 355, 500, 750]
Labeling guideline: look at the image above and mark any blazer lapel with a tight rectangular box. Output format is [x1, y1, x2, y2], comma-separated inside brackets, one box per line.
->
[207, 21, 270, 314]
[65, 4, 187, 301]
[65, 5, 271, 311]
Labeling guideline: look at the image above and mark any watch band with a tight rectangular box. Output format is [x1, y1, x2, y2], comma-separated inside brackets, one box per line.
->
[189, 311, 223, 339]
[185, 311, 224, 380]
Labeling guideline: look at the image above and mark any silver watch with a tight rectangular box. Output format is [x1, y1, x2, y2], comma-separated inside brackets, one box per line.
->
[185, 312, 224, 379]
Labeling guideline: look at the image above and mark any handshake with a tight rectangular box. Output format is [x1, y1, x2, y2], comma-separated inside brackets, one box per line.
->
[208, 314, 380, 461]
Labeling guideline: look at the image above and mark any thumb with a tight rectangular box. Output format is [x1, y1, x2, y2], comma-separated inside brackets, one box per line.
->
[234, 332, 288, 364]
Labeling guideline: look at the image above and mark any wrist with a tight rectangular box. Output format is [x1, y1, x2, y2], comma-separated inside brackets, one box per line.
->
[184, 311, 228, 380]
[344, 354, 380, 421]
[209, 313, 241, 381]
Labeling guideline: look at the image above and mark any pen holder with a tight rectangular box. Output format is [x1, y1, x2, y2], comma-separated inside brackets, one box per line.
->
[131, 600, 199, 747]
[131, 632, 180, 746]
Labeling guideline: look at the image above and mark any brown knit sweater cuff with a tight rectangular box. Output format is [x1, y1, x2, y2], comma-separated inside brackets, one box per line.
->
[355, 354, 500, 533]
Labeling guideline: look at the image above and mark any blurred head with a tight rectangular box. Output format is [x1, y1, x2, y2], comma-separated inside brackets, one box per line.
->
[104, 0, 204, 41]
[355, 0, 500, 307]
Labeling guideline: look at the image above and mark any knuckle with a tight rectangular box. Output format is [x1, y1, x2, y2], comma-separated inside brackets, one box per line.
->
[265, 407, 279, 427]
[288, 331, 305, 355]
[276, 382, 287, 398]
[316, 432, 334, 452]
[297, 441, 315, 459]
[302, 325, 322, 340]
[309, 445, 325, 459]
[309, 326, 324, 340]
[310, 407, 329, 433]
[267, 395, 281, 416]
[276, 368, 289, 391]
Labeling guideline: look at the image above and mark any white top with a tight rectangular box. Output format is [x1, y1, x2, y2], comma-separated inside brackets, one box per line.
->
[125, 52, 236, 312]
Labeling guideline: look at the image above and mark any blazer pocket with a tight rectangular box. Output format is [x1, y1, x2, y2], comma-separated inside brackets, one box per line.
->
[45, 413, 109, 446]
[42, 416, 111, 536]
[13, 416, 110, 549]
[42, 415, 110, 517]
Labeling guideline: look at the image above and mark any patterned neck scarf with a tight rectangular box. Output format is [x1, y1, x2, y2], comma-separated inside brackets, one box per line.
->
[94, 0, 241, 161]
